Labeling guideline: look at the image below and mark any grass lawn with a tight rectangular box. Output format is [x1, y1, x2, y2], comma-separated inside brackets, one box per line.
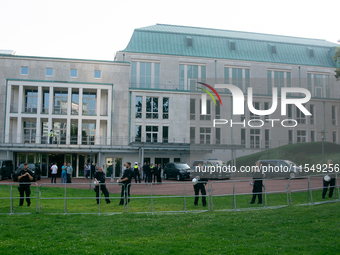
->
[0, 185, 339, 254]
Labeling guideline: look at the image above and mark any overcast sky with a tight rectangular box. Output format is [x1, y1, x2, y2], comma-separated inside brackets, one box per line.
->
[1, 0, 339, 61]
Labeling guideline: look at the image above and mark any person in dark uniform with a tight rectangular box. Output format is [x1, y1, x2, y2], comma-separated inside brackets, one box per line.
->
[90, 162, 95, 179]
[249, 161, 263, 204]
[133, 162, 141, 183]
[150, 163, 155, 183]
[193, 175, 207, 207]
[144, 162, 151, 183]
[156, 164, 162, 183]
[18, 163, 34, 206]
[118, 162, 133, 205]
[94, 167, 110, 204]
[322, 159, 336, 199]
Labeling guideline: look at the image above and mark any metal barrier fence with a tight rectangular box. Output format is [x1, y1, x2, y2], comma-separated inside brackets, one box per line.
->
[0, 174, 338, 214]
[125, 182, 209, 214]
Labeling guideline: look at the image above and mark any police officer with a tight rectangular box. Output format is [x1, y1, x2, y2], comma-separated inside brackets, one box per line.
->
[18, 163, 34, 206]
[156, 164, 162, 183]
[144, 162, 151, 183]
[249, 161, 263, 204]
[94, 167, 110, 204]
[118, 162, 133, 205]
[133, 162, 141, 183]
[49, 129, 53, 144]
[322, 159, 336, 199]
[193, 174, 207, 207]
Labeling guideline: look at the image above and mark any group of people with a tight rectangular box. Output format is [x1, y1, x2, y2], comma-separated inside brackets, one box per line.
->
[122, 162, 162, 184]
[16, 159, 338, 207]
[49, 162, 73, 184]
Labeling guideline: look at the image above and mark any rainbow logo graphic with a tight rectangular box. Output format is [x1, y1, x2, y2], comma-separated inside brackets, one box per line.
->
[197, 82, 222, 115]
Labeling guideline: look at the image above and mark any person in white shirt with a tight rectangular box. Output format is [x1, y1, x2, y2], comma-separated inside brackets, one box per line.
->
[51, 163, 58, 183]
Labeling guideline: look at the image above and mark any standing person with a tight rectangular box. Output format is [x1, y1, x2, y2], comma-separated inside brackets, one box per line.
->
[144, 162, 151, 183]
[66, 163, 73, 183]
[142, 162, 146, 181]
[94, 167, 110, 204]
[157, 164, 162, 183]
[118, 162, 133, 205]
[322, 159, 336, 199]
[150, 163, 155, 183]
[18, 163, 34, 206]
[61, 162, 67, 183]
[133, 162, 141, 183]
[51, 162, 58, 183]
[49, 129, 53, 144]
[91, 162, 95, 179]
[249, 161, 263, 204]
[193, 174, 207, 207]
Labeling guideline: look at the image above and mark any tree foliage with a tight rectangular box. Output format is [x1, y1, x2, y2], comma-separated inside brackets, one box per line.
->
[333, 47, 340, 80]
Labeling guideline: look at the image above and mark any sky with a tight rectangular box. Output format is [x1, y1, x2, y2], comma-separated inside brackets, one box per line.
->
[1, 0, 339, 61]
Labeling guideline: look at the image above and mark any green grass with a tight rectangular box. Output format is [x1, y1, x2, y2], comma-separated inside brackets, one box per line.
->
[0, 185, 339, 254]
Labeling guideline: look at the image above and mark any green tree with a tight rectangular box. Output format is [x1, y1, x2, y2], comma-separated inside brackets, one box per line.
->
[333, 47, 340, 80]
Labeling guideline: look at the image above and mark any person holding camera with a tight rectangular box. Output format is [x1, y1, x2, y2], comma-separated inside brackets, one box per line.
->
[118, 162, 133, 205]
[249, 161, 263, 204]
[94, 167, 110, 204]
[322, 159, 336, 199]
[18, 163, 34, 206]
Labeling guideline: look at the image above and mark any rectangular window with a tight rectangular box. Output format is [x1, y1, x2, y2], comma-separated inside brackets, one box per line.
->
[289, 130, 293, 144]
[140, 62, 151, 88]
[154, 63, 160, 89]
[307, 73, 330, 98]
[241, 129, 246, 146]
[267, 70, 291, 96]
[71, 90, 79, 115]
[265, 129, 270, 148]
[146, 126, 158, 143]
[146, 97, 158, 119]
[82, 91, 96, 115]
[21, 66, 28, 75]
[70, 122, 78, 144]
[215, 103, 220, 119]
[23, 121, 36, 144]
[94, 70, 101, 79]
[250, 102, 260, 120]
[135, 125, 142, 142]
[215, 128, 221, 145]
[42, 90, 49, 114]
[297, 130, 306, 143]
[200, 127, 211, 144]
[190, 99, 195, 120]
[332, 106, 336, 125]
[82, 123, 96, 145]
[163, 126, 169, 143]
[200, 99, 211, 120]
[163, 98, 169, 119]
[333, 131, 337, 143]
[131, 62, 137, 88]
[70, 69, 78, 78]
[190, 127, 196, 143]
[296, 106, 306, 124]
[250, 129, 260, 148]
[264, 102, 270, 120]
[310, 105, 314, 124]
[25, 89, 38, 113]
[53, 122, 67, 144]
[179, 64, 206, 90]
[135, 96, 142, 118]
[46, 68, 53, 76]
[311, 131, 315, 142]
[225, 67, 250, 93]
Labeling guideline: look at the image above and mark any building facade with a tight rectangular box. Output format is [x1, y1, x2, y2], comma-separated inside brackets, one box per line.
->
[1, 24, 339, 177]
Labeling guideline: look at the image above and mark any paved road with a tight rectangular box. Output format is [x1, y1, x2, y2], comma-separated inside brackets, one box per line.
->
[16, 176, 332, 196]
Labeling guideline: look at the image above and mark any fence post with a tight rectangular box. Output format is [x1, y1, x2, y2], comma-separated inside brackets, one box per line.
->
[288, 179, 293, 206]
[150, 183, 153, 213]
[308, 176, 313, 204]
[233, 181, 236, 210]
[183, 182, 186, 212]
[10, 184, 13, 214]
[264, 179, 267, 208]
[35, 184, 38, 213]
[336, 173, 339, 201]
[64, 182, 67, 214]
[207, 181, 210, 211]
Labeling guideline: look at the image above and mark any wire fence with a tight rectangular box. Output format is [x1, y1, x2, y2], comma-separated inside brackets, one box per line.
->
[0, 174, 339, 215]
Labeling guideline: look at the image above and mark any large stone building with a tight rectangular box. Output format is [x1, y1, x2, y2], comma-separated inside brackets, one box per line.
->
[0, 24, 339, 178]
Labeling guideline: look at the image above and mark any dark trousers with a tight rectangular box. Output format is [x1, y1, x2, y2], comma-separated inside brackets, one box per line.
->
[66, 173, 72, 183]
[119, 183, 131, 205]
[157, 173, 162, 183]
[194, 183, 207, 206]
[134, 172, 141, 183]
[19, 184, 31, 206]
[49, 137, 53, 144]
[145, 173, 151, 183]
[322, 178, 336, 198]
[152, 172, 157, 183]
[251, 180, 263, 203]
[51, 174, 57, 183]
[95, 184, 110, 204]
